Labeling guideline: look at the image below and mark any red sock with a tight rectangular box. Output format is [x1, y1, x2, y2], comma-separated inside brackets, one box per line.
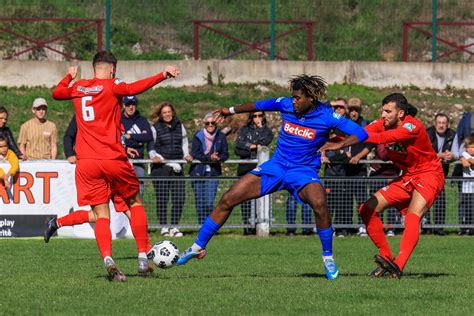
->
[359, 203, 393, 260]
[395, 213, 421, 271]
[95, 218, 112, 259]
[130, 204, 151, 253]
[57, 210, 89, 227]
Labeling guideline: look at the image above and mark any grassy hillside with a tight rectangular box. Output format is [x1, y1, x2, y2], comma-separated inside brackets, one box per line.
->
[3, 82, 474, 160]
[1, 0, 473, 62]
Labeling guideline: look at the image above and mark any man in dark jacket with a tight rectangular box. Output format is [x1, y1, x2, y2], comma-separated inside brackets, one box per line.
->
[426, 113, 455, 235]
[121, 96, 153, 195]
[0, 106, 22, 159]
[64, 114, 77, 164]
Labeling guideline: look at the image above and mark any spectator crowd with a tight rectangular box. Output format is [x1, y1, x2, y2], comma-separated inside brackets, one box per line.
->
[1, 95, 473, 236]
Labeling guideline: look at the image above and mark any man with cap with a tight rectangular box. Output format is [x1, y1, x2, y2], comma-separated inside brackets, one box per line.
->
[18, 97, 57, 160]
[345, 97, 370, 236]
[331, 97, 348, 118]
[121, 95, 153, 196]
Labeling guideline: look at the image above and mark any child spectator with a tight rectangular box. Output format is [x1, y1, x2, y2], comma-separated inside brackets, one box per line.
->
[0, 136, 19, 191]
[0, 106, 23, 159]
[459, 135, 474, 235]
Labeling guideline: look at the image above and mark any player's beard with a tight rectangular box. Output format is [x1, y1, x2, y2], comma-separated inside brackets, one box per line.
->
[384, 118, 397, 129]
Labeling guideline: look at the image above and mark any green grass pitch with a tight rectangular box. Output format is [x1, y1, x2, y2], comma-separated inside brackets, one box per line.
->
[1, 233, 473, 314]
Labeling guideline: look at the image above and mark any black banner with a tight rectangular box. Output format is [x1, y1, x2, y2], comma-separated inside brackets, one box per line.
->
[0, 215, 52, 237]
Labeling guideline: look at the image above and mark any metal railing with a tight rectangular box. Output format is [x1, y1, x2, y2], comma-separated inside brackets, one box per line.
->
[132, 154, 473, 235]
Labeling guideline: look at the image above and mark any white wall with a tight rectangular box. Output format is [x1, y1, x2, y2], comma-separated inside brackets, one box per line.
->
[1, 60, 473, 89]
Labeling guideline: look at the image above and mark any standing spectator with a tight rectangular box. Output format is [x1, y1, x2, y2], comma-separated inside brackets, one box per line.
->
[190, 112, 228, 225]
[331, 98, 348, 118]
[323, 99, 351, 237]
[285, 195, 314, 236]
[121, 96, 153, 196]
[0, 136, 19, 194]
[459, 135, 474, 235]
[235, 111, 273, 235]
[426, 113, 455, 235]
[64, 114, 77, 164]
[149, 102, 192, 237]
[18, 98, 57, 160]
[0, 106, 23, 159]
[451, 111, 474, 176]
[345, 98, 369, 236]
[323, 139, 351, 237]
[368, 144, 401, 236]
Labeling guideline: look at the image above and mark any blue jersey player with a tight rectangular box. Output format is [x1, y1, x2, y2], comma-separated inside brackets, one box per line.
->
[177, 75, 368, 280]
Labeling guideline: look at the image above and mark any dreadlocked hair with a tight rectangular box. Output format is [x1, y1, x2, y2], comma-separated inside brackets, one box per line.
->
[289, 74, 327, 101]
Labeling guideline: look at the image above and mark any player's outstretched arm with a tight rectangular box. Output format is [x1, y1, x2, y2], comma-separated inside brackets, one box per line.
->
[366, 124, 418, 145]
[112, 66, 179, 97]
[52, 66, 78, 100]
[213, 102, 257, 124]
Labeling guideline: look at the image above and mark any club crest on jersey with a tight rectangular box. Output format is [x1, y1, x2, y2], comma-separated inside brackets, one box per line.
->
[402, 123, 416, 132]
[77, 85, 103, 94]
[283, 121, 316, 140]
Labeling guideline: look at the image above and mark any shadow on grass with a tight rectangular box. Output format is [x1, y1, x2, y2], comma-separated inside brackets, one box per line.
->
[401, 272, 453, 278]
[94, 271, 454, 281]
[297, 272, 453, 278]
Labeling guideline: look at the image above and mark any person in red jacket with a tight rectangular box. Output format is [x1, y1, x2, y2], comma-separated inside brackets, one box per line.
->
[50, 51, 179, 281]
[320, 93, 444, 278]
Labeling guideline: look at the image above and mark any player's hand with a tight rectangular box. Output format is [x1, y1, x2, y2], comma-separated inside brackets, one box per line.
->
[184, 155, 193, 162]
[68, 66, 78, 79]
[164, 66, 180, 78]
[152, 156, 162, 163]
[67, 156, 77, 164]
[321, 155, 329, 164]
[250, 144, 257, 150]
[212, 108, 232, 124]
[318, 141, 343, 153]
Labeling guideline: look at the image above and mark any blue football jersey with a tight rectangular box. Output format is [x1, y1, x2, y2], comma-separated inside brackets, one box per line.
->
[255, 97, 368, 168]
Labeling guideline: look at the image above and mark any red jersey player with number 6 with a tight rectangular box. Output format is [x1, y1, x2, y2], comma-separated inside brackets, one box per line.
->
[51, 51, 179, 281]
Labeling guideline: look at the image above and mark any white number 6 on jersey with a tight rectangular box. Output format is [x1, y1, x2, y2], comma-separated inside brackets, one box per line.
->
[81, 96, 95, 121]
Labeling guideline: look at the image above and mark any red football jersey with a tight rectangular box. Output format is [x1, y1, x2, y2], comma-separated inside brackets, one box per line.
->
[365, 115, 443, 175]
[52, 72, 166, 159]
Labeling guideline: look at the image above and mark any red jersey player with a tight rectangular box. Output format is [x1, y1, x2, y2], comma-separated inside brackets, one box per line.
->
[50, 51, 179, 281]
[320, 93, 444, 278]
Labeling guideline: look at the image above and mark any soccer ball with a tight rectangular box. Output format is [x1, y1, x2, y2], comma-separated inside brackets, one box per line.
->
[148, 240, 179, 269]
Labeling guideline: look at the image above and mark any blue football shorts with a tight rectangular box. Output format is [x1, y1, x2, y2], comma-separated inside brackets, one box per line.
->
[249, 159, 321, 203]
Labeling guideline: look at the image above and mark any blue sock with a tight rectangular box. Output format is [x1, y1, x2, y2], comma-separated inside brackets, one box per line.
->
[195, 216, 221, 249]
[317, 225, 334, 257]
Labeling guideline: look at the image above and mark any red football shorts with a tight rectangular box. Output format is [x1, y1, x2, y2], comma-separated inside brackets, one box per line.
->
[111, 194, 129, 212]
[378, 171, 444, 215]
[75, 159, 139, 206]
